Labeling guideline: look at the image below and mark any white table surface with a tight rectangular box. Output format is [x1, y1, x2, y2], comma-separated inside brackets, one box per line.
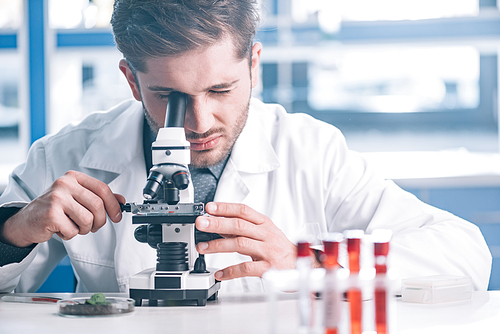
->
[0, 291, 499, 334]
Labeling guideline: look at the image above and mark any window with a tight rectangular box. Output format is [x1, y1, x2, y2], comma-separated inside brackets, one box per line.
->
[49, 0, 114, 29]
[0, 0, 23, 187]
[0, 52, 22, 166]
[0, 0, 127, 191]
[49, 49, 131, 134]
[0, 0, 22, 29]
[258, 0, 498, 152]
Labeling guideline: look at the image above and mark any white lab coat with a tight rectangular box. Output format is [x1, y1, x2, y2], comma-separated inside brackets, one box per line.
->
[0, 98, 492, 294]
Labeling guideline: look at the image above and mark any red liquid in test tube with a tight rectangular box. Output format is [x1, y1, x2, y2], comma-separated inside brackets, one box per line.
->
[322, 233, 344, 334]
[373, 231, 391, 334]
[345, 230, 364, 334]
[297, 241, 313, 333]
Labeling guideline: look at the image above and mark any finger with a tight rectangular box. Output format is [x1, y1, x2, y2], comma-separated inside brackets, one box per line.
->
[46, 206, 82, 240]
[197, 236, 265, 259]
[205, 202, 268, 225]
[195, 216, 265, 241]
[66, 186, 108, 233]
[114, 193, 126, 205]
[11, 201, 82, 245]
[45, 178, 101, 235]
[69, 171, 123, 223]
[113, 193, 126, 223]
[214, 261, 272, 281]
[54, 218, 81, 241]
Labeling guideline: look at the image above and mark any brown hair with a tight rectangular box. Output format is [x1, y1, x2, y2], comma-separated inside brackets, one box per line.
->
[111, 0, 260, 73]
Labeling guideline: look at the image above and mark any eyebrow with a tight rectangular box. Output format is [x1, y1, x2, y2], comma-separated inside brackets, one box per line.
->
[148, 86, 175, 92]
[147, 79, 240, 93]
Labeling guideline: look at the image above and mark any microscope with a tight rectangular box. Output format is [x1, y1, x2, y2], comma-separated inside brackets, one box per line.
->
[122, 91, 220, 306]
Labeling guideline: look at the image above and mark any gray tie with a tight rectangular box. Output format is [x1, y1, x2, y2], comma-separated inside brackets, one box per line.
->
[190, 168, 217, 204]
[189, 159, 229, 244]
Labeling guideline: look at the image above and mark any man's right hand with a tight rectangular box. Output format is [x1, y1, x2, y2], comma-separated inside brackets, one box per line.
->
[0, 170, 125, 248]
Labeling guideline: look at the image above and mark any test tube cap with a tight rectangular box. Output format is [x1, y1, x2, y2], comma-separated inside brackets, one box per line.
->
[320, 232, 344, 243]
[343, 229, 364, 240]
[371, 229, 393, 242]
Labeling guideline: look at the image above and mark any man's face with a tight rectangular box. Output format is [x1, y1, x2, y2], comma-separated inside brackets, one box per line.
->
[120, 38, 262, 168]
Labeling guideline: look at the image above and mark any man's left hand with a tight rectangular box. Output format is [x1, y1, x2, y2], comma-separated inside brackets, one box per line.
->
[195, 202, 297, 280]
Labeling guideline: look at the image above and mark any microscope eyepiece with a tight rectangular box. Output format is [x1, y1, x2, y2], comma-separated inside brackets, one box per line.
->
[143, 170, 165, 200]
[165, 91, 187, 128]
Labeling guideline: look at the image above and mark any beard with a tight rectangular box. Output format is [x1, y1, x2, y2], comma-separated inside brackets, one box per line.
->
[143, 96, 250, 168]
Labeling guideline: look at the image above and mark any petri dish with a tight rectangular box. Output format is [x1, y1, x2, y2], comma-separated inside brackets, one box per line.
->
[57, 297, 135, 317]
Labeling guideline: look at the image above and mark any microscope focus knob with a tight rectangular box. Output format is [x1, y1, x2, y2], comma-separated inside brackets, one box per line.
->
[134, 224, 163, 249]
[134, 225, 148, 243]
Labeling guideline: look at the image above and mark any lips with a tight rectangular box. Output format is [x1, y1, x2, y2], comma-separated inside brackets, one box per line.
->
[188, 135, 221, 151]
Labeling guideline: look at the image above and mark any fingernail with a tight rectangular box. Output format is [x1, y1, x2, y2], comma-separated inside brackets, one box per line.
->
[114, 212, 122, 222]
[198, 218, 209, 229]
[215, 271, 223, 279]
[206, 202, 217, 212]
[198, 242, 208, 251]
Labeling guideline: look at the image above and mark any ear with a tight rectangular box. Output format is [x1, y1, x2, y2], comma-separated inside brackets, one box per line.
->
[119, 59, 142, 101]
[250, 42, 262, 89]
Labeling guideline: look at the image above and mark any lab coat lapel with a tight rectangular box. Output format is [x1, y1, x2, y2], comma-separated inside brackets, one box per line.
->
[77, 100, 157, 289]
[215, 103, 280, 203]
[79, 100, 144, 175]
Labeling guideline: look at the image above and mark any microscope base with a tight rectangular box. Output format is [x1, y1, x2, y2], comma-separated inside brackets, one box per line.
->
[129, 268, 220, 306]
[130, 282, 220, 306]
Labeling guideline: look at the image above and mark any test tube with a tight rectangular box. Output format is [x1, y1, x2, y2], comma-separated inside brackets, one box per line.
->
[297, 240, 313, 334]
[344, 230, 364, 334]
[373, 229, 392, 334]
[321, 233, 344, 334]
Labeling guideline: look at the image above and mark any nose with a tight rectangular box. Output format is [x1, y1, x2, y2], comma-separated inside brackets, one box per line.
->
[184, 95, 214, 134]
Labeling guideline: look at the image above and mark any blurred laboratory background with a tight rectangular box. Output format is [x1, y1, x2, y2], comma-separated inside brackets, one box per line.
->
[1, 0, 500, 290]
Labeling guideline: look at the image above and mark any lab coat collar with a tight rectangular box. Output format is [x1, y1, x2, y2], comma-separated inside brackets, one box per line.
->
[229, 98, 281, 174]
[79, 100, 144, 175]
[214, 98, 281, 203]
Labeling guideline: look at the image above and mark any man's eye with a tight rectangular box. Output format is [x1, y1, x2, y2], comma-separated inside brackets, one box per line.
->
[211, 90, 230, 95]
[158, 94, 170, 100]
